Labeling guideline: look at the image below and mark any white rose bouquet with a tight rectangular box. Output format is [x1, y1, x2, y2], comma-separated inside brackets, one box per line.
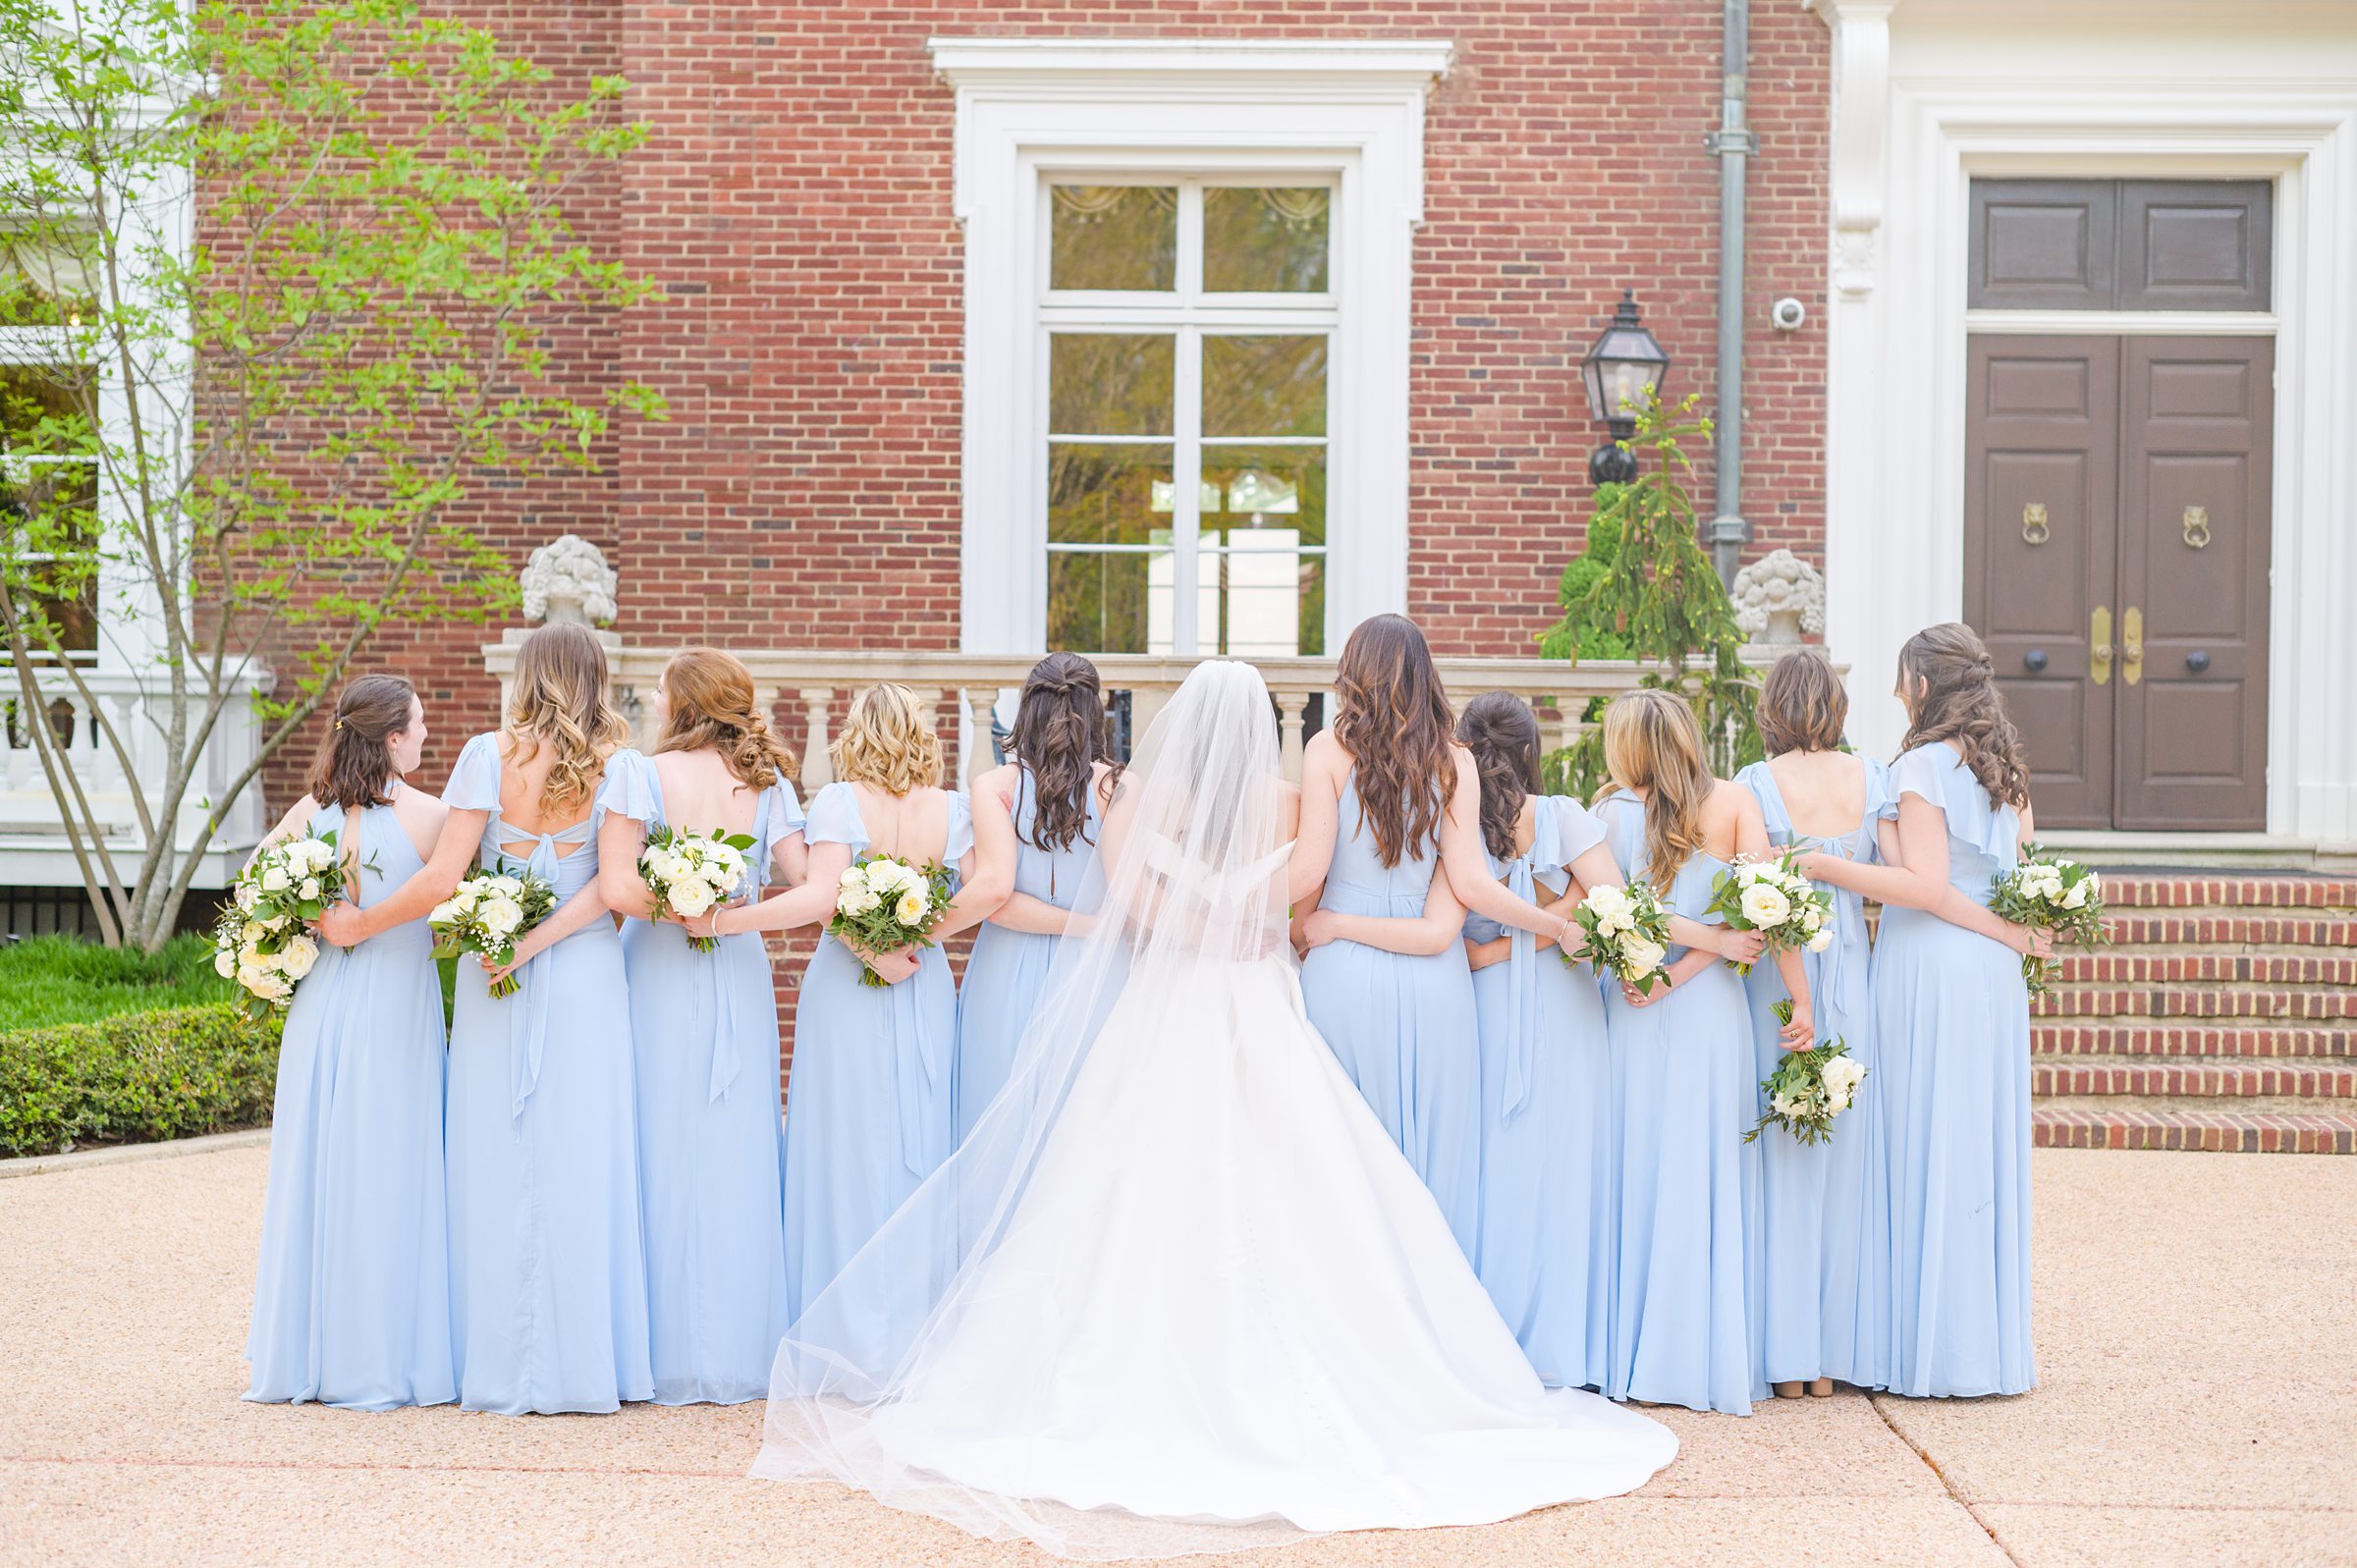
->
[1564, 880, 1674, 997]
[1744, 999, 1867, 1147]
[639, 826, 755, 952]
[211, 829, 351, 1018]
[1705, 847, 1836, 977]
[428, 867, 559, 999]
[828, 852, 955, 989]
[1989, 846, 2107, 995]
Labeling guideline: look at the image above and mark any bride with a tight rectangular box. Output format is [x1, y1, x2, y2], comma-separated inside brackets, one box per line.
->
[751, 662, 1677, 1559]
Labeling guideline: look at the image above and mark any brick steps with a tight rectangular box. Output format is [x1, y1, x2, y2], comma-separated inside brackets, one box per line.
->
[2034, 1096, 2357, 1155]
[2025, 873, 2356, 1153]
[2030, 1055, 2357, 1099]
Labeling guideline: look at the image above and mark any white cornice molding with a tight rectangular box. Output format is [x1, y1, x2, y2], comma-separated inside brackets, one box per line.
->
[927, 36, 1455, 90]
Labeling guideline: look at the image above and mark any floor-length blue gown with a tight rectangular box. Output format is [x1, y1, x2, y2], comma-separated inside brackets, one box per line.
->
[783, 783, 971, 1319]
[1298, 774, 1481, 1260]
[245, 789, 456, 1410]
[1735, 757, 1891, 1390]
[1463, 794, 1614, 1389]
[442, 733, 652, 1415]
[1596, 790, 1757, 1415]
[1874, 741, 2037, 1398]
[607, 750, 803, 1405]
[954, 768, 1096, 1144]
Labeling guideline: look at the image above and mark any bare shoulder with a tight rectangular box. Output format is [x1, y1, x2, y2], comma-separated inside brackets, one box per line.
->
[1709, 778, 1763, 824]
[975, 761, 1019, 799]
[1301, 728, 1344, 771]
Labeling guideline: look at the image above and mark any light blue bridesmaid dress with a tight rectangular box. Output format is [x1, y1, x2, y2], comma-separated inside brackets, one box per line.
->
[1736, 756, 1892, 1391]
[245, 788, 455, 1410]
[1596, 790, 1756, 1415]
[1874, 741, 2036, 1398]
[1463, 794, 1613, 1389]
[783, 782, 970, 1319]
[441, 733, 652, 1415]
[606, 750, 803, 1405]
[1299, 773, 1480, 1260]
[954, 767, 1096, 1144]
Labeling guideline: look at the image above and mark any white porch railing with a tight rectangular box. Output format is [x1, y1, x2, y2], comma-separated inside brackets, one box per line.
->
[0, 665, 272, 888]
[483, 641, 1661, 787]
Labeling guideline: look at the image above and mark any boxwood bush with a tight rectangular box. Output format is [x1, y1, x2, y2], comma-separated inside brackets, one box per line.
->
[0, 1003, 282, 1159]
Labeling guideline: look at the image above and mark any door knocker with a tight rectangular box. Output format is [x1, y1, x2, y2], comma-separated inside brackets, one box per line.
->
[2183, 505, 2212, 549]
[2021, 503, 2051, 546]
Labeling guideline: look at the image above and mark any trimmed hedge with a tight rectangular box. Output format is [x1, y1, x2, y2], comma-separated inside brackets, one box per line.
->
[0, 1003, 282, 1159]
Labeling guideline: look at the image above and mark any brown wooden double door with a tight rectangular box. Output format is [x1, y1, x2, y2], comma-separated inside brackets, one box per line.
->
[1965, 334, 2273, 830]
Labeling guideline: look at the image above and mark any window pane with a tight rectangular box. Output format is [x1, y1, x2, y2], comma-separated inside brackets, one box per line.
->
[1202, 335, 1327, 439]
[1201, 444, 1326, 656]
[1048, 443, 1173, 547]
[1050, 186, 1178, 292]
[1050, 334, 1174, 438]
[1203, 188, 1330, 294]
[0, 231, 99, 327]
[1048, 548, 1174, 655]
[1, 368, 98, 657]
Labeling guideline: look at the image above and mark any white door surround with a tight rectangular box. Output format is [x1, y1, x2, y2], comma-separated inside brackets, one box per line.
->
[1812, 0, 2357, 845]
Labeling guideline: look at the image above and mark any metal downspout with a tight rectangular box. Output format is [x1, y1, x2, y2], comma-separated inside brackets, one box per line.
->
[1709, 0, 1757, 585]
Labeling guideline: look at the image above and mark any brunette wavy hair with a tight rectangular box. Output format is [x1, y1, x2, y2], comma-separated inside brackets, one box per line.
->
[306, 674, 415, 811]
[656, 647, 797, 789]
[1896, 622, 2031, 809]
[833, 682, 942, 795]
[505, 622, 630, 815]
[1332, 614, 1457, 869]
[1598, 688, 1715, 892]
[1008, 652, 1117, 855]
[1757, 647, 1848, 757]
[1455, 691, 1540, 863]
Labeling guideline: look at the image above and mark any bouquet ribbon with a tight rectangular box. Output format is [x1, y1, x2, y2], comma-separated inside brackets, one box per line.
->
[1809, 844, 1871, 1028]
[506, 835, 563, 1124]
[1499, 858, 1541, 1122]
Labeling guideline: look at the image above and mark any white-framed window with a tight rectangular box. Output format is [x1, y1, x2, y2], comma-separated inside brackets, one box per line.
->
[0, 235, 102, 664]
[1042, 177, 1334, 656]
[932, 37, 1451, 657]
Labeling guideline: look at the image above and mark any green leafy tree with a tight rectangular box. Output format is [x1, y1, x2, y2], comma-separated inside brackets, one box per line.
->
[1538, 392, 1761, 797]
[0, 0, 660, 949]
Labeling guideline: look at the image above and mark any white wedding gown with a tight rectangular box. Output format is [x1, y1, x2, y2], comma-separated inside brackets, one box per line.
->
[752, 663, 1676, 1559]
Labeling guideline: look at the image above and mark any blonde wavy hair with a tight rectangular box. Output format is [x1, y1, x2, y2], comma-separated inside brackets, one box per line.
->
[1596, 688, 1715, 892]
[832, 682, 941, 795]
[504, 622, 630, 815]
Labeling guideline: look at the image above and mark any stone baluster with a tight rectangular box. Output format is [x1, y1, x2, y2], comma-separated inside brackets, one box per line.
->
[797, 686, 834, 790]
[1273, 689, 1311, 782]
[965, 687, 999, 785]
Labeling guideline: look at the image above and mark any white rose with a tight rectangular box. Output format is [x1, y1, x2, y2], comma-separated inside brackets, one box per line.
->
[213, 947, 237, 978]
[242, 920, 267, 944]
[1800, 903, 1825, 932]
[279, 935, 319, 981]
[1806, 927, 1834, 953]
[234, 882, 258, 912]
[427, 900, 459, 926]
[490, 875, 523, 896]
[1583, 885, 1628, 921]
[669, 880, 716, 918]
[838, 866, 865, 891]
[260, 866, 290, 892]
[298, 878, 320, 901]
[1735, 861, 1764, 887]
[448, 883, 480, 911]
[1739, 883, 1791, 929]
[1771, 1091, 1806, 1119]
[896, 863, 929, 895]
[478, 897, 522, 938]
[2061, 881, 2089, 910]
[1619, 934, 1667, 978]
[838, 887, 879, 919]
[863, 860, 903, 892]
[895, 888, 927, 926]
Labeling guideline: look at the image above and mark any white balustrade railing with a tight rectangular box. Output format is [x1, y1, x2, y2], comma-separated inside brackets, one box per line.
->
[483, 640, 1671, 788]
[0, 664, 271, 887]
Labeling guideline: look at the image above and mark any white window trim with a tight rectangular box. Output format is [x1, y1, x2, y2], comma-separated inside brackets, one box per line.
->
[930, 36, 1452, 656]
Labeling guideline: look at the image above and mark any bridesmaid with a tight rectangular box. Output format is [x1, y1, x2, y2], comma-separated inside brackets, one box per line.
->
[707, 682, 1014, 1318]
[1292, 616, 1586, 1261]
[323, 622, 651, 1415]
[601, 649, 806, 1406]
[245, 675, 455, 1410]
[1595, 689, 1800, 1416]
[1736, 650, 1891, 1399]
[957, 653, 1117, 1143]
[1797, 624, 2048, 1400]
[1453, 693, 1624, 1390]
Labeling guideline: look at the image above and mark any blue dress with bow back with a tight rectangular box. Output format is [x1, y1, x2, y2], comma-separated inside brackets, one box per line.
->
[442, 732, 651, 1415]
[605, 749, 803, 1405]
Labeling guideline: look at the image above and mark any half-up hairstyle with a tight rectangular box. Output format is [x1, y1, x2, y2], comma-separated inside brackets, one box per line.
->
[1332, 614, 1457, 868]
[306, 674, 415, 811]
[505, 622, 630, 815]
[1896, 622, 2031, 809]
[1598, 688, 1715, 892]
[833, 682, 941, 796]
[1009, 652, 1117, 854]
[1455, 691, 1540, 863]
[656, 647, 798, 789]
